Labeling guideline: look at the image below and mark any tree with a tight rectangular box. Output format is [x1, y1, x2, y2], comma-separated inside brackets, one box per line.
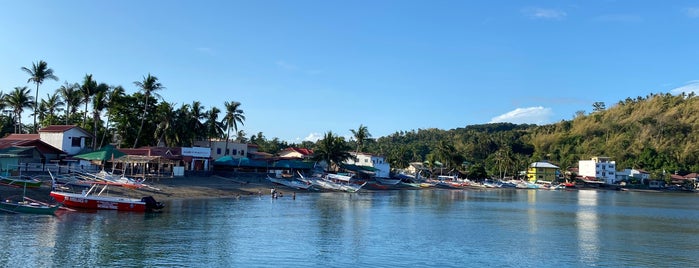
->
[133, 74, 165, 148]
[80, 74, 98, 128]
[223, 101, 245, 155]
[57, 82, 81, 125]
[99, 86, 125, 148]
[91, 83, 109, 149]
[350, 124, 372, 154]
[204, 106, 224, 147]
[312, 131, 353, 172]
[22, 60, 58, 133]
[5, 87, 34, 133]
[40, 92, 64, 126]
[592, 101, 606, 112]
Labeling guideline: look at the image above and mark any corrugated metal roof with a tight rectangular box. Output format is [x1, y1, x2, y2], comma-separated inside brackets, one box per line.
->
[530, 162, 559, 169]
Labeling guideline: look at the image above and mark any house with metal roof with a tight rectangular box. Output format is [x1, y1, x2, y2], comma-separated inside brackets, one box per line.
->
[526, 161, 560, 182]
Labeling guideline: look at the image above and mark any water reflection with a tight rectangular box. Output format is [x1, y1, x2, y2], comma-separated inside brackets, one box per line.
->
[576, 190, 600, 264]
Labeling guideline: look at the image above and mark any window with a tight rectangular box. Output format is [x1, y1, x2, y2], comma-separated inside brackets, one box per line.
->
[538, 175, 543, 179]
[241, 150, 245, 156]
[71, 137, 81, 147]
[216, 148, 221, 154]
[232, 149, 237, 155]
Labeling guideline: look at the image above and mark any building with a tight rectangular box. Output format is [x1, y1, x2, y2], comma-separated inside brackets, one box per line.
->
[193, 140, 250, 160]
[526, 161, 560, 182]
[579, 157, 617, 184]
[38, 125, 93, 156]
[344, 152, 391, 178]
[616, 168, 651, 184]
[278, 147, 314, 160]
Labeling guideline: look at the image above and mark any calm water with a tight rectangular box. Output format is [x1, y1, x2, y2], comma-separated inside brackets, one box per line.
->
[2, 189, 699, 267]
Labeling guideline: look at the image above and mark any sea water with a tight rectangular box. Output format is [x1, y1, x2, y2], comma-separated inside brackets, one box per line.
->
[1, 189, 698, 267]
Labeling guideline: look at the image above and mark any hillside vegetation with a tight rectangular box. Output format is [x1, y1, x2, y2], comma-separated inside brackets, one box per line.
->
[364, 93, 699, 179]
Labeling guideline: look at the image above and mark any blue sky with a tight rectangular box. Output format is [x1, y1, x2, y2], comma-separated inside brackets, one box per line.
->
[1, 1, 699, 143]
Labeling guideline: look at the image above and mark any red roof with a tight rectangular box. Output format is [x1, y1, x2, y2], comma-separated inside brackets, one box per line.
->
[283, 147, 314, 156]
[4, 134, 40, 140]
[684, 173, 699, 179]
[0, 138, 66, 155]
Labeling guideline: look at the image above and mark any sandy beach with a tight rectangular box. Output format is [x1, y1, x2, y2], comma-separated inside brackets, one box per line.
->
[0, 174, 287, 204]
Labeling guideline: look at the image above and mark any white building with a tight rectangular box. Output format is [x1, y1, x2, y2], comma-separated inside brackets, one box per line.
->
[615, 168, 651, 184]
[345, 152, 391, 178]
[193, 140, 250, 160]
[579, 156, 617, 184]
[38, 125, 92, 156]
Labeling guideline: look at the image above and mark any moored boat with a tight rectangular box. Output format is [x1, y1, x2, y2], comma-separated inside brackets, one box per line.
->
[49, 191, 163, 212]
[0, 176, 42, 188]
[0, 199, 61, 215]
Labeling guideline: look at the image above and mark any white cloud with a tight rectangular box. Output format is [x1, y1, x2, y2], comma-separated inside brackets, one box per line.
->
[670, 81, 699, 95]
[302, 132, 323, 142]
[522, 7, 567, 20]
[686, 7, 699, 18]
[489, 106, 553, 125]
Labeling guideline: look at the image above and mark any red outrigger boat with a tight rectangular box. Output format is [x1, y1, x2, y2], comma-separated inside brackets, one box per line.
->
[49, 172, 164, 212]
[49, 191, 163, 212]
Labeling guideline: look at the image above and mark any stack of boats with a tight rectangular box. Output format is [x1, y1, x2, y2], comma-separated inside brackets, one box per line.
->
[267, 171, 367, 193]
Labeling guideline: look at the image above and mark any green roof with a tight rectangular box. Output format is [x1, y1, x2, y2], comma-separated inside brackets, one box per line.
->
[213, 156, 268, 168]
[74, 145, 125, 161]
[340, 163, 379, 173]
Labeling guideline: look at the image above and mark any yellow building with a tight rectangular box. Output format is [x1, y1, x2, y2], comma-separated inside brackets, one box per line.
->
[526, 162, 560, 182]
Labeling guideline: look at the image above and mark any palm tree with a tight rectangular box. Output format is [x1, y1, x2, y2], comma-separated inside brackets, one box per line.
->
[99, 86, 125, 148]
[190, 101, 206, 143]
[350, 124, 372, 154]
[91, 83, 109, 149]
[154, 102, 176, 147]
[57, 82, 81, 124]
[40, 92, 64, 126]
[22, 60, 58, 133]
[204, 106, 224, 148]
[312, 131, 353, 172]
[5, 87, 34, 133]
[223, 101, 245, 155]
[133, 74, 164, 148]
[80, 74, 97, 128]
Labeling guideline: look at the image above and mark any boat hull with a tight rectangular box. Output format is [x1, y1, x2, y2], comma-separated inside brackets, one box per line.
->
[50, 192, 150, 212]
[0, 201, 60, 215]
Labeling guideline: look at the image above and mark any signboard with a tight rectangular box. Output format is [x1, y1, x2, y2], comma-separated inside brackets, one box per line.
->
[182, 147, 211, 158]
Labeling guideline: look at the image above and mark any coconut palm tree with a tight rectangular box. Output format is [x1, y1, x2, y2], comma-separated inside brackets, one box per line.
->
[57, 82, 81, 125]
[91, 83, 109, 149]
[22, 60, 58, 133]
[223, 101, 245, 155]
[99, 86, 125, 148]
[133, 73, 165, 148]
[5, 87, 34, 133]
[204, 106, 224, 148]
[154, 102, 176, 147]
[190, 101, 206, 143]
[312, 131, 353, 172]
[40, 92, 64, 126]
[350, 124, 372, 154]
[80, 74, 97, 128]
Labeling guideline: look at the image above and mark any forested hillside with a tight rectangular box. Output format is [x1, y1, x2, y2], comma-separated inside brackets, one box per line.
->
[363, 92, 699, 179]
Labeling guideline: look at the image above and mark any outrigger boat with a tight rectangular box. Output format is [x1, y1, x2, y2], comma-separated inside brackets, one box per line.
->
[266, 175, 314, 190]
[0, 198, 61, 215]
[49, 171, 164, 212]
[0, 176, 42, 188]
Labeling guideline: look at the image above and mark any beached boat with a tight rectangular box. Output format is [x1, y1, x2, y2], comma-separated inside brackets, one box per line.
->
[0, 199, 61, 215]
[49, 172, 164, 212]
[0, 176, 42, 188]
[375, 177, 402, 185]
[298, 172, 366, 193]
[266, 175, 314, 190]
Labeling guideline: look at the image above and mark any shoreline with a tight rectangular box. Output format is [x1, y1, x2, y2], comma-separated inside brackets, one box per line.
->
[1, 175, 696, 205]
